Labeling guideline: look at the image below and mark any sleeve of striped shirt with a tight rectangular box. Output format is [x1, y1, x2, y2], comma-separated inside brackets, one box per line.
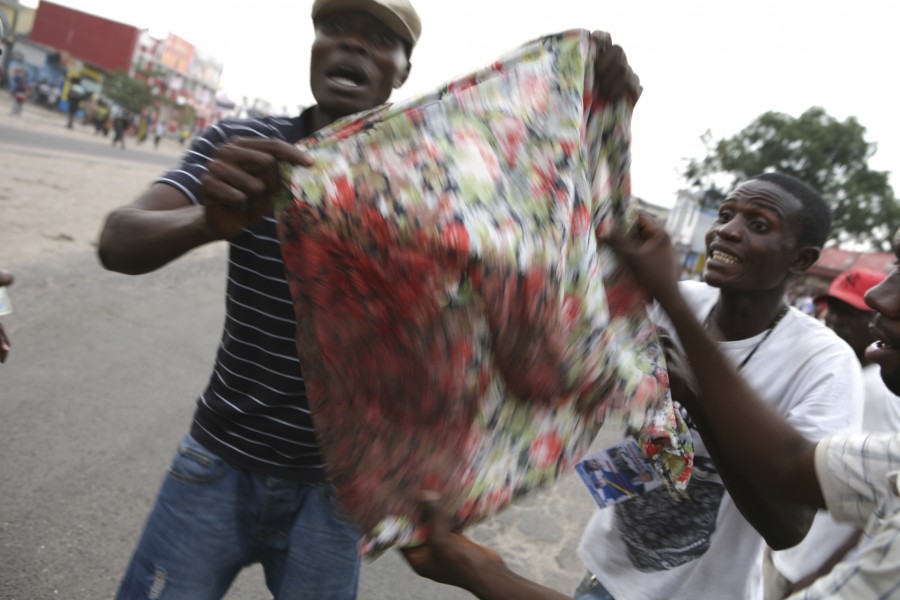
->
[155, 119, 276, 205]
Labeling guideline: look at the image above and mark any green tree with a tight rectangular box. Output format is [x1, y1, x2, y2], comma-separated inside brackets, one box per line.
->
[683, 107, 899, 251]
[102, 70, 155, 115]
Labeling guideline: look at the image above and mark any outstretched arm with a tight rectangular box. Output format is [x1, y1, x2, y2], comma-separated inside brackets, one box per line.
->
[401, 496, 570, 600]
[660, 334, 815, 548]
[602, 214, 824, 511]
[98, 137, 312, 275]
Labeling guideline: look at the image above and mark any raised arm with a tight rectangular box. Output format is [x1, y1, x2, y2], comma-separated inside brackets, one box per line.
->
[655, 333, 814, 547]
[98, 137, 313, 275]
[602, 214, 824, 511]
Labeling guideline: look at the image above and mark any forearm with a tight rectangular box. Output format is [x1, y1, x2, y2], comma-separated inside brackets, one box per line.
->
[659, 293, 824, 508]
[98, 204, 218, 274]
[463, 562, 571, 600]
[689, 409, 814, 548]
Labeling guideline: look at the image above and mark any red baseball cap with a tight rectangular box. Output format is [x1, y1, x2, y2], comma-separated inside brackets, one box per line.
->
[818, 268, 886, 312]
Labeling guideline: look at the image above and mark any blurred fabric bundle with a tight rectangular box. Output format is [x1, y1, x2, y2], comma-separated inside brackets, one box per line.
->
[277, 29, 693, 555]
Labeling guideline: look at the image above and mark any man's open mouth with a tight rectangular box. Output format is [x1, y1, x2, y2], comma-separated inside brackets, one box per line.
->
[327, 65, 368, 88]
[709, 250, 741, 265]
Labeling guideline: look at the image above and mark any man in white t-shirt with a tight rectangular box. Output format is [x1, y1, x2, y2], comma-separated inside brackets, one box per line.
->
[401, 192, 900, 600]
[597, 216, 900, 600]
[573, 173, 864, 600]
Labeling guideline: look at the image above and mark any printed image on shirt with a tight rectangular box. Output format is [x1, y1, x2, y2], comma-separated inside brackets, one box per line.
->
[576, 438, 664, 508]
[614, 455, 724, 571]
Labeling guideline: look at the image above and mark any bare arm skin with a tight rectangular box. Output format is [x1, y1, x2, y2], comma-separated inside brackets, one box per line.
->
[98, 137, 313, 275]
[660, 336, 815, 546]
[401, 497, 571, 600]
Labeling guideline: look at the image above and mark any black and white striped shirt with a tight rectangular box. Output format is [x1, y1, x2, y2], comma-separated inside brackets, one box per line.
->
[160, 111, 325, 480]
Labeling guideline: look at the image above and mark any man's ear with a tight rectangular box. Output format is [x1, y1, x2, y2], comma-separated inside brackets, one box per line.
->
[394, 60, 411, 89]
[790, 246, 821, 274]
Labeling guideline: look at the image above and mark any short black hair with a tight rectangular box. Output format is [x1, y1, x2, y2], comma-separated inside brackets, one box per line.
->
[749, 172, 832, 247]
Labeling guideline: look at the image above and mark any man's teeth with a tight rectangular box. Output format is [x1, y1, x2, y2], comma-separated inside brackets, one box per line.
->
[331, 76, 359, 87]
[711, 250, 740, 265]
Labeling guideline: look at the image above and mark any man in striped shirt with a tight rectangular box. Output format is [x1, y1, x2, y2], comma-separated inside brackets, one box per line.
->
[98, 1, 420, 598]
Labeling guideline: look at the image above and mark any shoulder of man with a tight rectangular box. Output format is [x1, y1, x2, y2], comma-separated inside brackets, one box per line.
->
[208, 115, 300, 143]
[781, 308, 857, 357]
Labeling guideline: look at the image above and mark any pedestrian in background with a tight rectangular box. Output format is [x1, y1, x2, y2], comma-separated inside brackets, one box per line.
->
[10, 73, 27, 116]
[98, 1, 422, 597]
[153, 118, 165, 149]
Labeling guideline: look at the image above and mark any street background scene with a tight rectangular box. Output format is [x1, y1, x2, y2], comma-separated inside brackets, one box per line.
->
[3, 1, 898, 598]
[0, 89, 608, 599]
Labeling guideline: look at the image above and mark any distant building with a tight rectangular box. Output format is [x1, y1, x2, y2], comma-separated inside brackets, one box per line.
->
[1, 0, 38, 86]
[633, 196, 671, 224]
[789, 247, 895, 300]
[132, 30, 223, 129]
[0, 0, 36, 50]
[665, 190, 716, 277]
[26, 0, 139, 107]
[5, 0, 222, 128]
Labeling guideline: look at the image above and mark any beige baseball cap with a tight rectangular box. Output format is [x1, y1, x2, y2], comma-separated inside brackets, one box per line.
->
[311, 0, 422, 49]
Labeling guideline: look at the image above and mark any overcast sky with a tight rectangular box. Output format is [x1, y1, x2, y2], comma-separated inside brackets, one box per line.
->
[27, 0, 900, 207]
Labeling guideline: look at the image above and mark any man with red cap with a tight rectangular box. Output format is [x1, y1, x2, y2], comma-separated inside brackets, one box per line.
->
[98, 0, 641, 597]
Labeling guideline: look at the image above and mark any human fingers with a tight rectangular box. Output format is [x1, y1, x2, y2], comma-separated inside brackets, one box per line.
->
[0, 323, 9, 363]
[419, 491, 452, 543]
[591, 30, 612, 53]
[419, 494, 504, 563]
[600, 213, 679, 298]
[400, 492, 446, 580]
[231, 137, 315, 167]
[201, 157, 269, 211]
[402, 491, 506, 590]
[594, 44, 642, 104]
[598, 211, 658, 252]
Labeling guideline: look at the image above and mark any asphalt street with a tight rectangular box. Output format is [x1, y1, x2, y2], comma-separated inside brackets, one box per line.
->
[0, 121, 177, 169]
[0, 101, 601, 599]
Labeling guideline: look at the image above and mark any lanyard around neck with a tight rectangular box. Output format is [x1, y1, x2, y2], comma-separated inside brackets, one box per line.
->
[705, 303, 790, 371]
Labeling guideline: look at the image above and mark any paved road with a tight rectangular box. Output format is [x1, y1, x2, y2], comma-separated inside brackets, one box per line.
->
[0, 108, 601, 599]
[0, 121, 178, 168]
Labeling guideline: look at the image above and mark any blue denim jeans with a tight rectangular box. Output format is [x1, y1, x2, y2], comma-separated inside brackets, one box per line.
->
[116, 434, 361, 600]
[573, 572, 616, 600]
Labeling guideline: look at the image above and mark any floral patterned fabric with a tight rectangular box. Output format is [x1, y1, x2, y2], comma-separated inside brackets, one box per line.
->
[276, 29, 693, 555]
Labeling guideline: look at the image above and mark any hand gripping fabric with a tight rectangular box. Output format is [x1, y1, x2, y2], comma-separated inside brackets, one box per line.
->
[276, 29, 693, 555]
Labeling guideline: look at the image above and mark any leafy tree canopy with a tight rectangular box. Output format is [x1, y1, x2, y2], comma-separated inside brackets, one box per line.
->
[683, 107, 899, 251]
[101, 70, 155, 115]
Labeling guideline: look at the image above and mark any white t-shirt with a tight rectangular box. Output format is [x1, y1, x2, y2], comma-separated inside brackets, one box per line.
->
[792, 432, 900, 599]
[770, 364, 895, 585]
[862, 364, 900, 433]
[577, 281, 864, 600]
